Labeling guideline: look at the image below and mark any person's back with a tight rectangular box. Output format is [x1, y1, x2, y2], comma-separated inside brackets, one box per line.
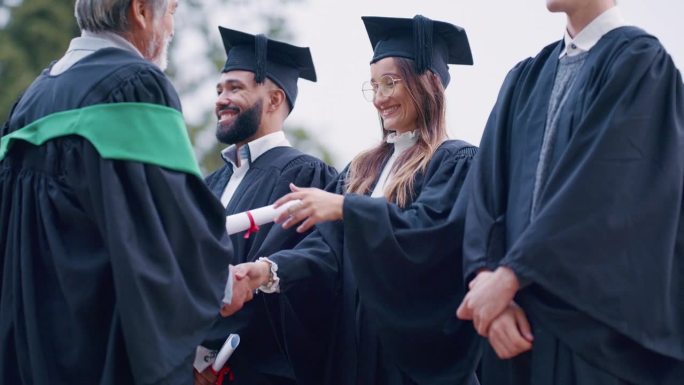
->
[0, 1, 233, 384]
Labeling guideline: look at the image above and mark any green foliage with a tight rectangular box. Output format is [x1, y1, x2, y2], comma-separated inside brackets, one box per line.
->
[286, 126, 334, 165]
[0, 0, 78, 121]
[0, 0, 336, 172]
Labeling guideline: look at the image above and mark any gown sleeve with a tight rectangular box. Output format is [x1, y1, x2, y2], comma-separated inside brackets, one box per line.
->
[342, 144, 481, 381]
[482, 36, 684, 360]
[462, 59, 531, 282]
[267, 168, 344, 296]
[250, 156, 338, 259]
[265, 174, 344, 385]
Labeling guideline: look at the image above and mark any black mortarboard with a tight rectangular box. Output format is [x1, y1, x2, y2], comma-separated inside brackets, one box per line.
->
[361, 15, 473, 88]
[218, 26, 317, 110]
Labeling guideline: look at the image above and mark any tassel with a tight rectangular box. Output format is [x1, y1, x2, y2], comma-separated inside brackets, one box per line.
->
[255, 34, 268, 84]
[412, 15, 433, 75]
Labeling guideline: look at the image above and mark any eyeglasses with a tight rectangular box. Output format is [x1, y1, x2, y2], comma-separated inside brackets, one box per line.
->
[361, 75, 403, 102]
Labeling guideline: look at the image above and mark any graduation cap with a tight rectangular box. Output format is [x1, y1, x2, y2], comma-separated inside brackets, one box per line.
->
[361, 15, 473, 88]
[218, 26, 317, 110]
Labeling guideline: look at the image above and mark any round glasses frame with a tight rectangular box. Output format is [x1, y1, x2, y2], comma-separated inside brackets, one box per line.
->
[361, 75, 403, 102]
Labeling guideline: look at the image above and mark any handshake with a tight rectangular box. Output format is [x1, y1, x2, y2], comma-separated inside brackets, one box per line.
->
[219, 260, 274, 317]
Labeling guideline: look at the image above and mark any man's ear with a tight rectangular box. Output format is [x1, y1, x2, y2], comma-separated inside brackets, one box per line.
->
[267, 88, 287, 113]
[129, 0, 151, 29]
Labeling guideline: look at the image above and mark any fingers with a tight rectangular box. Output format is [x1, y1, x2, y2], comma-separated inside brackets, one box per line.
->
[193, 368, 217, 385]
[487, 306, 533, 359]
[220, 301, 240, 317]
[488, 327, 513, 359]
[473, 308, 492, 337]
[220, 269, 258, 317]
[296, 217, 317, 233]
[275, 200, 303, 224]
[472, 301, 496, 336]
[281, 206, 313, 229]
[513, 304, 534, 342]
[274, 186, 306, 210]
[456, 297, 473, 320]
[273, 191, 301, 212]
[473, 302, 510, 337]
[193, 369, 214, 385]
[274, 211, 289, 224]
[232, 264, 247, 280]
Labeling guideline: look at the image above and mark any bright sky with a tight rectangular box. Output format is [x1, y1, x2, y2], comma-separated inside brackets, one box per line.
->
[191, 0, 684, 168]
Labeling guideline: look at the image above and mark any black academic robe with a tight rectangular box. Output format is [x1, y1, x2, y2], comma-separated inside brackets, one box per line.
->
[271, 140, 481, 385]
[464, 26, 684, 385]
[203, 148, 337, 384]
[0, 48, 232, 385]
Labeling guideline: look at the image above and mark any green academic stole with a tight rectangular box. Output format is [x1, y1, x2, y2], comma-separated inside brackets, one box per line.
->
[0, 103, 201, 178]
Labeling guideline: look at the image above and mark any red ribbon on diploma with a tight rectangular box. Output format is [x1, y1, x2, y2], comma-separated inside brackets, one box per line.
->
[243, 211, 260, 239]
[211, 365, 234, 385]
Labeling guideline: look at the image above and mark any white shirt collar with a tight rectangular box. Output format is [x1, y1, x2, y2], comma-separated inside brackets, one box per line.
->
[370, 130, 419, 198]
[50, 30, 143, 75]
[221, 131, 291, 168]
[76, 30, 142, 56]
[386, 130, 418, 154]
[560, 6, 627, 58]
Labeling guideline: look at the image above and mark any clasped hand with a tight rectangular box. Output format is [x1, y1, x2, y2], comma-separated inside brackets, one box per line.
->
[456, 267, 533, 359]
[219, 262, 270, 317]
[274, 183, 344, 233]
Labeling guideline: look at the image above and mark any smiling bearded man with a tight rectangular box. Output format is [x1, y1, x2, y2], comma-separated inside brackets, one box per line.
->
[195, 27, 338, 385]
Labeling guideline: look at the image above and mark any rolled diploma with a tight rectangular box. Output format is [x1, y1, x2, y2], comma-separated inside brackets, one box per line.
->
[222, 199, 302, 303]
[212, 333, 240, 372]
[225, 199, 302, 235]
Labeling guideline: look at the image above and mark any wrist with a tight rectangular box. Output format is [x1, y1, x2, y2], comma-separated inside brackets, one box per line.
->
[255, 258, 280, 294]
[255, 261, 271, 286]
[496, 266, 520, 292]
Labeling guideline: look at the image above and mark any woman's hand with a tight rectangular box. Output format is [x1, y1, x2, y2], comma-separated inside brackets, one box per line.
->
[274, 183, 344, 233]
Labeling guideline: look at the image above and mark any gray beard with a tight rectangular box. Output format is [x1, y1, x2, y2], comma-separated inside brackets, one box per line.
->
[148, 34, 171, 71]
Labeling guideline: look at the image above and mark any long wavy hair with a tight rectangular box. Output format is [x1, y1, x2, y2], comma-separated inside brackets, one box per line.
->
[345, 57, 447, 207]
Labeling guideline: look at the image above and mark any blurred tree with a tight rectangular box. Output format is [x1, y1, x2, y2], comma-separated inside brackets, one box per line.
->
[287, 126, 334, 165]
[0, 0, 335, 172]
[0, 0, 78, 122]
[170, 0, 338, 174]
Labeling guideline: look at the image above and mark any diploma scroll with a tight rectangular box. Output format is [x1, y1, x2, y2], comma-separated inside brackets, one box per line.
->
[222, 200, 302, 304]
[212, 333, 240, 372]
[225, 199, 302, 235]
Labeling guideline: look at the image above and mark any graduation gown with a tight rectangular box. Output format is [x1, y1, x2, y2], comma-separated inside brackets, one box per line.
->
[271, 139, 481, 385]
[0, 48, 232, 385]
[464, 26, 684, 385]
[203, 148, 337, 384]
